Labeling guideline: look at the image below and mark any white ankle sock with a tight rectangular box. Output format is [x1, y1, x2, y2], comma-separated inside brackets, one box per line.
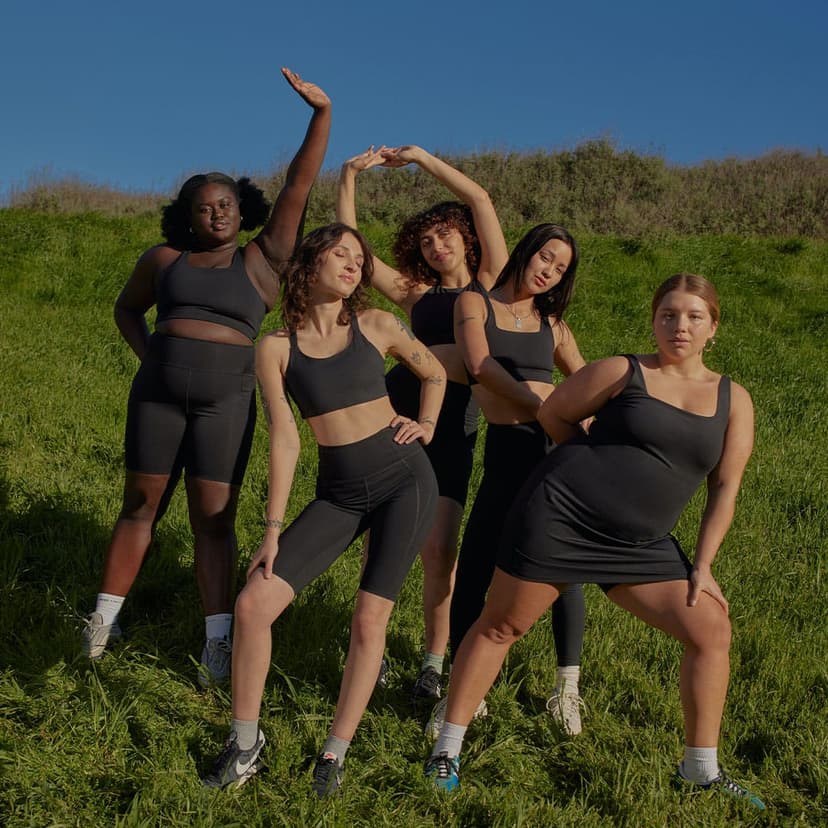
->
[434, 721, 467, 759]
[680, 746, 719, 784]
[556, 665, 580, 693]
[95, 593, 125, 626]
[322, 735, 351, 764]
[205, 613, 233, 641]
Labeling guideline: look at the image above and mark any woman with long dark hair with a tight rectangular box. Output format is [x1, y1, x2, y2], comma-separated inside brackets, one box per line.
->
[427, 224, 588, 738]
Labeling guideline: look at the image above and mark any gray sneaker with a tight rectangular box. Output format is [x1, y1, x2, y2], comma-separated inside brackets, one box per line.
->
[198, 638, 232, 688]
[202, 729, 265, 790]
[312, 752, 344, 799]
[82, 612, 122, 659]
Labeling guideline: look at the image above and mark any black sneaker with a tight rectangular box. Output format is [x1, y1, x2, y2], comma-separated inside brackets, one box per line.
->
[312, 752, 344, 799]
[673, 767, 766, 811]
[376, 657, 390, 689]
[202, 729, 265, 790]
[411, 666, 442, 704]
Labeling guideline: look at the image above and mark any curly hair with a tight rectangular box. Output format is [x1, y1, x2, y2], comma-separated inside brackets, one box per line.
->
[391, 201, 481, 286]
[492, 224, 580, 320]
[160, 173, 271, 249]
[651, 273, 720, 324]
[281, 223, 374, 333]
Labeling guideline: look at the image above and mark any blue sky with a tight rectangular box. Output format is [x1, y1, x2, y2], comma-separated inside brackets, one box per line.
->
[2, 0, 825, 199]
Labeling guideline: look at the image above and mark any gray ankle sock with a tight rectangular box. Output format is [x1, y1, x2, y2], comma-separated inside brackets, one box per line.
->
[322, 735, 350, 764]
[230, 719, 260, 751]
[421, 652, 444, 673]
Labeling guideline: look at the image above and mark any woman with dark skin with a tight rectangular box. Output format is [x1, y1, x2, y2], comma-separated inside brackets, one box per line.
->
[82, 68, 331, 688]
[202, 224, 444, 796]
[425, 274, 765, 811]
[337, 145, 508, 704]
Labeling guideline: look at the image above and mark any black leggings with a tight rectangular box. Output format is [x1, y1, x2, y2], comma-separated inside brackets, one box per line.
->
[450, 422, 585, 666]
[385, 364, 479, 506]
[272, 427, 439, 601]
[125, 334, 256, 484]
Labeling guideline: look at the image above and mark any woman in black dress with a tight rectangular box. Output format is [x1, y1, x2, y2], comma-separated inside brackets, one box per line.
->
[425, 273, 765, 810]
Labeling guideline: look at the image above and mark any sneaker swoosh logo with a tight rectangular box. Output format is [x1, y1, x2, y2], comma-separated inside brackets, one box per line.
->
[234, 755, 257, 776]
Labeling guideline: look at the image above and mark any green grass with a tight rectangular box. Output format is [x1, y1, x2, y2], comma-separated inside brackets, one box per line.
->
[0, 209, 826, 826]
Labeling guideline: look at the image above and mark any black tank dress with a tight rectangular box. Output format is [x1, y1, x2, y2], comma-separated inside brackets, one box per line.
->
[497, 355, 731, 585]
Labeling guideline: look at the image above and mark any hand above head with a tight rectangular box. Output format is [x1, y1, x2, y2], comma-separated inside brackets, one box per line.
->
[343, 145, 389, 174]
[281, 67, 331, 110]
[379, 145, 424, 167]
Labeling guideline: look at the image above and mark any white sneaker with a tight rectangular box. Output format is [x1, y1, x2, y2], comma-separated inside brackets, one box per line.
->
[82, 612, 122, 659]
[546, 687, 584, 736]
[425, 694, 488, 741]
[198, 638, 232, 688]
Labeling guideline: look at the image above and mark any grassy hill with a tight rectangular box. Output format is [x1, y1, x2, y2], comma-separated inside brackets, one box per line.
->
[0, 206, 826, 826]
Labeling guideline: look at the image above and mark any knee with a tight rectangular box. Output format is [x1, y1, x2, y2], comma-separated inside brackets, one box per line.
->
[190, 509, 236, 541]
[478, 613, 529, 647]
[350, 604, 391, 646]
[687, 605, 731, 654]
[119, 483, 165, 522]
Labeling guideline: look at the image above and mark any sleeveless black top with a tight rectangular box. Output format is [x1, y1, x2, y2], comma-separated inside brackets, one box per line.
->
[411, 281, 484, 346]
[284, 314, 387, 419]
[550, 355, 731, 541]
[155, 249, 266, 341]
[468, 291, 556, 385]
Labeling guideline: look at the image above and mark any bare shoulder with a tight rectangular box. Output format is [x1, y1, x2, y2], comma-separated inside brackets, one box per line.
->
[139, 243, 180, 269]
[257, 329, 291, 358]
[360, 307, 406, 334]
[729, 380, 754, 415]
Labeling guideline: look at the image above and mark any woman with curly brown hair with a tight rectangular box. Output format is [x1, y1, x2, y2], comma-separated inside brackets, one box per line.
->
[202, 223, 445, 797]
[337, 145, 508, 706]
[83, 69, 331, 688]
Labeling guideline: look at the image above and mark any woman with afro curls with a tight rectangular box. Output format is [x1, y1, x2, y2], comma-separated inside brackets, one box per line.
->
[83, 69, 331, 688]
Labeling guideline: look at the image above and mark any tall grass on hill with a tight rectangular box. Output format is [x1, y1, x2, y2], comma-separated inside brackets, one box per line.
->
[7, 141, 828, 238]
[0, 209, 826, 825]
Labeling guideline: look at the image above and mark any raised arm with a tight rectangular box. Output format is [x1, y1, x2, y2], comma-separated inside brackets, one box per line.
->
[381, 145, 509, 289]
[688, 382, 755, 609]
[454, 291, 544, 418]
[247, 333, 302, 579]
[250, 68, 332, 277]
[371, 310, 446, 445]
[336, 147, 420, 310]
[114, 246, 176, 360]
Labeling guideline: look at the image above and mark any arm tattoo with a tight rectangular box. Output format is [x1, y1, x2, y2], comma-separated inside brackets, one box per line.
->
[420, 417, 436, 428]
[426, 376, 444, 386]
[395, 317, 417, 341]
[260, 394, 273, 426]
[264, 517, 284, 529]
[456, 315, 478, 327]
[408, 351, 422, 365]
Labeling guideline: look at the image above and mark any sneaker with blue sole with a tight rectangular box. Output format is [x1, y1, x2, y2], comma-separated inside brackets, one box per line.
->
[673, 767, 766, 811]
[425, 751, 460, 792]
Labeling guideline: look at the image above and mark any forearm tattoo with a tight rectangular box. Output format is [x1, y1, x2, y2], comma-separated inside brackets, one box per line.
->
[420, 417, 436, 428]
[456, 315, 477, 327]
[426, 376, 444, 386]
[264, 517, 284, 529]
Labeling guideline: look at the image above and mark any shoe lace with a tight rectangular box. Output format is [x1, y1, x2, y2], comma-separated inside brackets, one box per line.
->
[416, 667, 442, 696]
[314, 755, 340, 787]
[427, 751, 457, 780]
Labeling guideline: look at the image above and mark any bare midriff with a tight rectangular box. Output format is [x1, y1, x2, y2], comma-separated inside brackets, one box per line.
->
[308, 397, 401, 447]
[473, 380, 555, 425]
[156, 318, 254, 347]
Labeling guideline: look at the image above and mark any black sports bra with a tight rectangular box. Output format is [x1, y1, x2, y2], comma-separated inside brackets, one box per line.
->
[284, 314, 388, 419]
[155, 249, 266, 341]
[468, 291, 556, 385]
[411, 281, 485, 347]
